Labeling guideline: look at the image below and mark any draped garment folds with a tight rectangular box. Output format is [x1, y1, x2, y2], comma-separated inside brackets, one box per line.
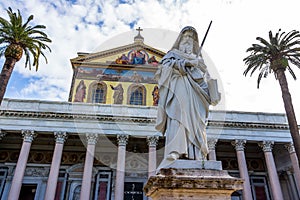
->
[155, 48, 217, 168]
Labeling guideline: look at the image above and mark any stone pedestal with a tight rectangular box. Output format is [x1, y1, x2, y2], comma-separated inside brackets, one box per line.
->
[144, 161, 243, 200]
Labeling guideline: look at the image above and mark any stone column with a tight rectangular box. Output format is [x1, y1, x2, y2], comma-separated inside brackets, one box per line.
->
[208, 139, 218, 161]
[80, 134, 98, 200]
[8, 130, 37, 200]
[259, 141, 284, 200]
[231, 140, 253, 200]
[44, 132, 68, 200]
[147, 136, 159, 177]
[0, 130, 6, 140]
[285, 143, 300, 194]
[114, 134, 128, 200]
[286, 170, 299, 199]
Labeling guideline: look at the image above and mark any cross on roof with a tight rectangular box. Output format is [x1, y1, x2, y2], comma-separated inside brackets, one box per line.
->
[136, 27, 143, 35]
[134, 27, 144, 43]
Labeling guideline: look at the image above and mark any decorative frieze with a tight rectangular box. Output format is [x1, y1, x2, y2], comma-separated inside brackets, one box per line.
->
[0, 110, 155, 123]
[258, 141, 274, 152]
[117, 134, 128, 146]
[232, 140, 246, 151]
[25, 167, 49, 177]
[285, 143, 295, 154]
[147, 136, 159, 147]
[54, 132, 68, 144]
[86, 134, 98, 145]
[21, 130, 37, 143]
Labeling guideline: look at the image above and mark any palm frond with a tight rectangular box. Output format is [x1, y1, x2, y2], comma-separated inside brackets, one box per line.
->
[22, 15, 33, 29]
[286, 66, 297, 80]
[256, 37, 277, 54]
[0, 7, 51, 70]
[257, 65, 269, 88]
[280, 30, 299, 47]
[243, 29, 300, 88]
[288, 57, 300, 69]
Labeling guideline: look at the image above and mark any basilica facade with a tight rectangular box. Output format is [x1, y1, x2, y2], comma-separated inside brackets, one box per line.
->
[0, 31, 299, 200]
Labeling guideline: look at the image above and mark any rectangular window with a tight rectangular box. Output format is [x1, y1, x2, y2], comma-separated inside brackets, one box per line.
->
[54, 170, 67, 200]
[250, 176, 271, 200]
[94, 171, 112, 200]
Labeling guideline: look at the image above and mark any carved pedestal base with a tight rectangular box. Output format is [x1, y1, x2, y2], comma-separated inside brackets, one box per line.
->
[144, 161, 243, 200]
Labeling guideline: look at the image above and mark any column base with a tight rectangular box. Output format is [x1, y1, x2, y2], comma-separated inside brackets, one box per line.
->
[144, 160, 244, 200]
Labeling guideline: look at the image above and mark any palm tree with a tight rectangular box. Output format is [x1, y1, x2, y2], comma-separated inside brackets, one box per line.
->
[243, 29, 300, 161]
[0, 7, 51, 104]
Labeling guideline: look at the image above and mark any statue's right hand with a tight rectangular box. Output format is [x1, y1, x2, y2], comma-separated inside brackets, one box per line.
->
[178, 65, 187, 75]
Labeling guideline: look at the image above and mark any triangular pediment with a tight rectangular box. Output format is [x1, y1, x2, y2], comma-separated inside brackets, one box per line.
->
[70, 42, 166, 68]
[125, 153, 148, 173]
[68, 35, 165, 103]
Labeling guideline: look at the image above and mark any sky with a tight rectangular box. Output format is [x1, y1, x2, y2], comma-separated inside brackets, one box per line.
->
[1, 0, 300, 120]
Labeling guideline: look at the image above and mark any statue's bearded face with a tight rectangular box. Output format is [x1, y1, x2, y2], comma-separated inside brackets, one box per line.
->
[179, 31, 194, 54]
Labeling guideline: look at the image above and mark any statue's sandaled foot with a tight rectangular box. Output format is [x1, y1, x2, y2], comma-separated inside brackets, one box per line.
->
[166, 152, 179, 161]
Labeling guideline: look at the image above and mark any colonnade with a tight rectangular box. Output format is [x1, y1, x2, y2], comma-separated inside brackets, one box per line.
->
[2, 131, 160, 200]
[1, 131, 299, 200]
[208, 138, 300, 200]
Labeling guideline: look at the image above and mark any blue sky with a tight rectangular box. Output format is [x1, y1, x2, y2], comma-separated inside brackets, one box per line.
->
[1, 0, 300, 119]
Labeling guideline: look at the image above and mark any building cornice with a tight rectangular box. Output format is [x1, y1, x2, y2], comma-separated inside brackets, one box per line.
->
[0, 110, 155, 123]
[207, 120, 289, 130]
[0, 109, 291, 130]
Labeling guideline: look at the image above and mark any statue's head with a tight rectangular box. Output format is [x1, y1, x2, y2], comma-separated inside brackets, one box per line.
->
[172, 26, 199, 55]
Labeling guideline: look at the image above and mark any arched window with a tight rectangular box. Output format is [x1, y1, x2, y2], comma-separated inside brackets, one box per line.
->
[127, 84, 146, 105]
[88, 82, 107, 103]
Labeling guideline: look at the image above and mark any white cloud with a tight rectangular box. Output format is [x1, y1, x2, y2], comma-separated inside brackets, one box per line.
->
[1, 0, 300, 120]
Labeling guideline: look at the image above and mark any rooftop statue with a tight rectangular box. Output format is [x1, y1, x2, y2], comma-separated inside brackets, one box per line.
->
[155, 26, 221, 169]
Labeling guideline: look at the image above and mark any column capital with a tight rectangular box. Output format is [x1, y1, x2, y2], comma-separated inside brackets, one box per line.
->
[22, 130, 37, 143]
[86, 134, 98, 145]
[284, 143, 295, 154]
[232, 140, 246, 151]
[207, 138, 218, 151]
[258, 141, 274, 152]
[147, 136, 159, 147]
[0, 130, 6, 140]
[117, 134, 128, 146]
[54, 132, 68, 144]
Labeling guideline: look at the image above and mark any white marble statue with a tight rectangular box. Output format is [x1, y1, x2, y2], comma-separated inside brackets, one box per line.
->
[155, 26, 220, 169]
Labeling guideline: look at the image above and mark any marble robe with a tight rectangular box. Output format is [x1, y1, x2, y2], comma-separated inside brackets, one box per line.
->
[155, 49, 218, 169]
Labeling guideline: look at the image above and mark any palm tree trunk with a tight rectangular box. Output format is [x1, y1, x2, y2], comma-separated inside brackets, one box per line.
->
[0, 57, 17, 105]
[276, 69, 300, 161]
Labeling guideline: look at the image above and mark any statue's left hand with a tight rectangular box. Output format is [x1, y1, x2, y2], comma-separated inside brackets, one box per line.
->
[186, 59, 198, 67]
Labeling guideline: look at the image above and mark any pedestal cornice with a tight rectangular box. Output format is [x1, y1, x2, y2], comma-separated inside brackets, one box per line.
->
[144, 168, 244, 200]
